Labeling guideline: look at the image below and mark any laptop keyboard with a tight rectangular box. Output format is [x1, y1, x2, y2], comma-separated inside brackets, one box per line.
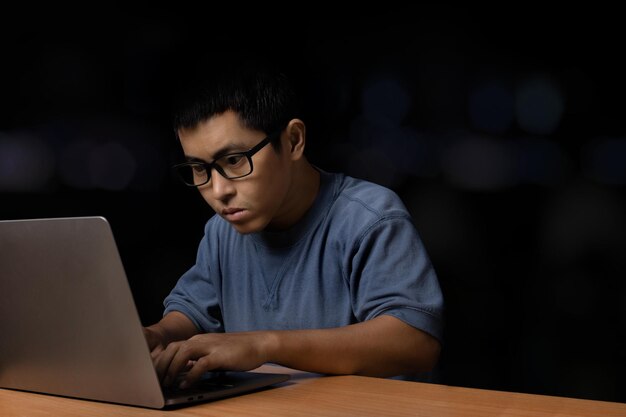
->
[162, 372, 234, 396]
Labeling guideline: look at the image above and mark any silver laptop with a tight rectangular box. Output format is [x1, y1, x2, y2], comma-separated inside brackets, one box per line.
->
[0, 216, 289, 408]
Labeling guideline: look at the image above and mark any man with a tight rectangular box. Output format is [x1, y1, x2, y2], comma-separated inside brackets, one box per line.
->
[144, 62, 444, 390]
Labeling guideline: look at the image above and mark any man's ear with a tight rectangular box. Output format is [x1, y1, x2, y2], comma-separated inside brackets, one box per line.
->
[285, 119, 306, 160]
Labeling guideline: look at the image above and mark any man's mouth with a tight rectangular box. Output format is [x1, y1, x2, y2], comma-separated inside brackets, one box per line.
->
[221, 208, 246, 221]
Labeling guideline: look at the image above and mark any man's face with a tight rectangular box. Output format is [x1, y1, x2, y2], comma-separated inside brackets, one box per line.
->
[177, 110, 293, 234]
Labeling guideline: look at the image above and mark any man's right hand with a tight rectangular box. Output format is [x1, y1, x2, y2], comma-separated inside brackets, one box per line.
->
[142, 312, 200, 361]
[143, 326, 166, 359]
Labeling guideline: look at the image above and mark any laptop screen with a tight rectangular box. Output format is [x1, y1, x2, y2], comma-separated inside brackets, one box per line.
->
[0, 216, 288, 408]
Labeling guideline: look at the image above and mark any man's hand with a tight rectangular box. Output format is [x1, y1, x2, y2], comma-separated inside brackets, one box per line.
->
[153, 332, 274, 389]
[143, 327, 166, 359]
[143, 311, 200, 361]
[146, 314, 440, 389]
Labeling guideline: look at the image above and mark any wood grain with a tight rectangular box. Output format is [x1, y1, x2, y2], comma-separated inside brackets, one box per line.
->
[1, 369, 625, 417]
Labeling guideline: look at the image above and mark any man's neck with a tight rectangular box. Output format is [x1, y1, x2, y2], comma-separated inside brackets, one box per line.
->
[265, 161, 320, 232]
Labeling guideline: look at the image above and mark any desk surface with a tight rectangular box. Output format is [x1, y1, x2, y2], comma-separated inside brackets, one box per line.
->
[1, 366, 625, 417]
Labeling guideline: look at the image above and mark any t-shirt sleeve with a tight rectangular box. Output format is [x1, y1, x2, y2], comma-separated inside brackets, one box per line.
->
[163, 230, 224, 333]
[349, 215, 444, 342]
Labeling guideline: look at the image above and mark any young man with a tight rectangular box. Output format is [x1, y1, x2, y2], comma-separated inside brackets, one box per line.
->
[144, 63, 444, 389]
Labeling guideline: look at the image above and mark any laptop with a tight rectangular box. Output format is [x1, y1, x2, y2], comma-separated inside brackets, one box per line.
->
[0, 216, 289, 408]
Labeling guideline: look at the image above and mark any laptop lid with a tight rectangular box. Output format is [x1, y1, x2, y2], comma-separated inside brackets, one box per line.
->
[0, 216, 288, 408]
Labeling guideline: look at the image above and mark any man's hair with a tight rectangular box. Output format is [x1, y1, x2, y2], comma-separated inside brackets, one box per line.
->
[171, 57, 299, 151]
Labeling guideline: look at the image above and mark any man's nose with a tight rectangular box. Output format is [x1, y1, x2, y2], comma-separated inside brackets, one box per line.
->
[210, 169, 235, 200]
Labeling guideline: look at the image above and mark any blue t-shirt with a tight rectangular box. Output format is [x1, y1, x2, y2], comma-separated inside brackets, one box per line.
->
[164, 169, 443, 342]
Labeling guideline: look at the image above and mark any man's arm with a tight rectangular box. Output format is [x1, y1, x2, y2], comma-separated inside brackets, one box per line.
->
[153, 314, 441, 389]
[266, 315, 441, 376]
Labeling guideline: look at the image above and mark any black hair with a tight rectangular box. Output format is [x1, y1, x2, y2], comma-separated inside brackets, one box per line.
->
[171, 57, 299, 151]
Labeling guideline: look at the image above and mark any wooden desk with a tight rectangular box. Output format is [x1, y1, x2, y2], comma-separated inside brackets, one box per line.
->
[1, 367, 625, 417]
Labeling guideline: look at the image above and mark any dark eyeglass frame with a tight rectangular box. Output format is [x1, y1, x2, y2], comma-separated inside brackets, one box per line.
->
[172, 130, 281, 187]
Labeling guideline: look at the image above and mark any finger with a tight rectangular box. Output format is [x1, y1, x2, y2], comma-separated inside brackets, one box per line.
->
[184, 359, 197, 371]
[154, 343, 181, 386]
[164, 342, 201, 387]
[179, 356, 217, 389]
[150, 344, 164, 361]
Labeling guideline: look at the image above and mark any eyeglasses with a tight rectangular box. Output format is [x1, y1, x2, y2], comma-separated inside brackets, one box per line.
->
[172, 130, 280, 187]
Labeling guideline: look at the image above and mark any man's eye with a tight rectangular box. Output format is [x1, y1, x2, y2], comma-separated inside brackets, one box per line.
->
[192, 164, 205, 173]
[225, 155, 244, 166]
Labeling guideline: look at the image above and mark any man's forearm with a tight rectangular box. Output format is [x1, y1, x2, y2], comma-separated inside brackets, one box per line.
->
[146, 311, 199, 346]
[263, 315, 441, 377]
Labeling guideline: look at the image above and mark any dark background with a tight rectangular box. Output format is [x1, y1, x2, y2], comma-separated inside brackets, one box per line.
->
[2, 7, 625, 403]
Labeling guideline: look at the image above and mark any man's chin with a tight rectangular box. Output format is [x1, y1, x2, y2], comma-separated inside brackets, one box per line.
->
[228, 219, 267, 235]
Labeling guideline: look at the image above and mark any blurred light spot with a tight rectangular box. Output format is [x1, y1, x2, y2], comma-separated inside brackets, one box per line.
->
[0, 132, 55, 192]
[348, 74, 425, 188]
[361, 76, 411, 128]
[441, 135, 517, 190]
[468, 80, 514, 134]
[516, 76, 564, 135]
[90, 142, 136, 191]
[583, 138, 626, 185]
[515, 137, 568, 185]
[59, 139, 96, 189]
[348, 116, 438, 187]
